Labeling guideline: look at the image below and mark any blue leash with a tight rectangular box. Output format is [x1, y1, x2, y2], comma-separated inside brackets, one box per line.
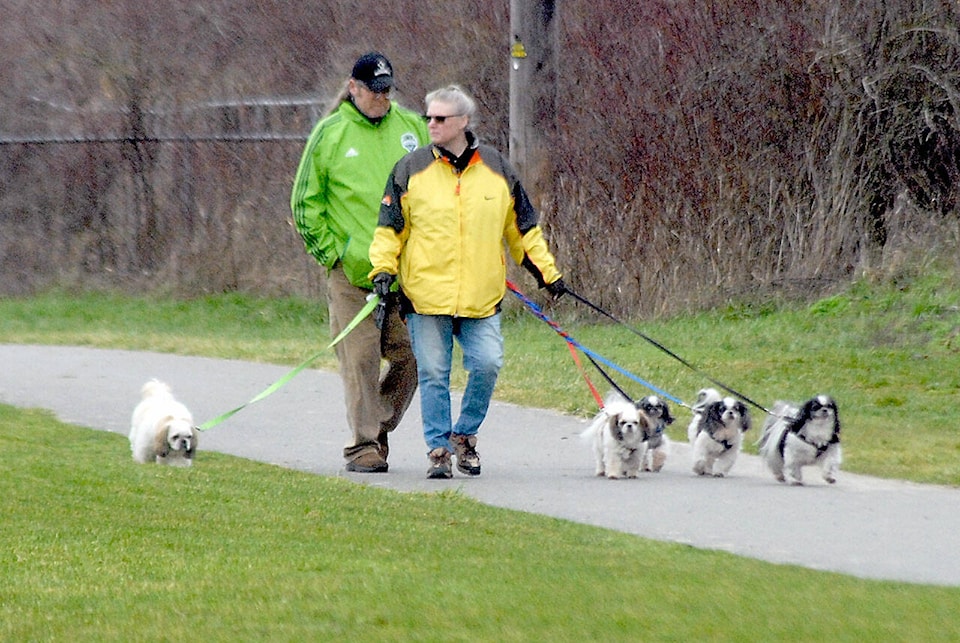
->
[562, 286, 771, 415]
[505, 282, 687, 408]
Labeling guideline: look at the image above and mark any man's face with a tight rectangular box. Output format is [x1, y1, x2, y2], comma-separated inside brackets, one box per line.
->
[350, 80, 391, 119]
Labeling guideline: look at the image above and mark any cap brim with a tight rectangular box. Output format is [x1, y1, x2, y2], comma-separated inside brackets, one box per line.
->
[365, 77, 393, 93]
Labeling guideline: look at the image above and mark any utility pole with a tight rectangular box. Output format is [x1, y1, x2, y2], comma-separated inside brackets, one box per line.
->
[509, 0, 557, 208]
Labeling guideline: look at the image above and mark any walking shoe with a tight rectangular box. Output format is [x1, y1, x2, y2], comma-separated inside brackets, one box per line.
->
[426, 447, 453, 479]
[345, 451, 389, 473]
[451, 433, 481, 476]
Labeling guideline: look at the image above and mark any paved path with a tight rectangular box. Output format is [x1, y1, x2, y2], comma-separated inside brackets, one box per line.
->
[2, 345, 958, 586]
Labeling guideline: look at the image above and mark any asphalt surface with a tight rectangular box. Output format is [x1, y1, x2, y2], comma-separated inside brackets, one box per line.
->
[2, 344, 959, 587]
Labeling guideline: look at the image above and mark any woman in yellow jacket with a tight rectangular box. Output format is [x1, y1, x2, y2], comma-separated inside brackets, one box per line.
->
[369, 84, 567, 479]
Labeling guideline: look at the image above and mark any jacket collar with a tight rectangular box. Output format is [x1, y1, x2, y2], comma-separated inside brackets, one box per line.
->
[434, 131, 479, 171]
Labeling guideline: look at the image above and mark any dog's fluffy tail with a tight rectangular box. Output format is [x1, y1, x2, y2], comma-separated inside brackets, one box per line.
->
[757, 400, 795, 451]
[141, 378, 173, 399]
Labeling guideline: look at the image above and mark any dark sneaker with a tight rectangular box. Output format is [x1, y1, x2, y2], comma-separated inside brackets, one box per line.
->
[451, 433, 481, 476]
[345, 451, 389, 473]
[426, 447, 453, 479]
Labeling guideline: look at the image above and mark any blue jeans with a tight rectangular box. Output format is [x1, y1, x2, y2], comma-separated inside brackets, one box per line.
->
[406, 313, 504, 452]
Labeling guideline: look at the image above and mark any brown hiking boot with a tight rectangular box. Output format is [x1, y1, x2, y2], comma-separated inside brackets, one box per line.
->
[451, 433, 481, 476]
[426, 447, 453, 479]
[345, 451, 388, 473]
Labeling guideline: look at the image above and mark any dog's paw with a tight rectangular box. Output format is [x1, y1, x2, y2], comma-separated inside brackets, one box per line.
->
[713, 472, 725, 478]
[825, 475, 837, 484]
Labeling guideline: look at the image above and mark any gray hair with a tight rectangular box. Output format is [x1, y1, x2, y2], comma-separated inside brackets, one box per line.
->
[425, 84, 477, 120]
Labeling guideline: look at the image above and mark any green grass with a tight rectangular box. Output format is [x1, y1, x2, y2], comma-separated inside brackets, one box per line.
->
[3, 407, 959, 641]
[3, 273, 960, 638]
[2, 269, 960, 485]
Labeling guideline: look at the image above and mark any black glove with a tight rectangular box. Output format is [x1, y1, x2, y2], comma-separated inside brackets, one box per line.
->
[372, 272, 396, 299]
[546, 278, 567, 301]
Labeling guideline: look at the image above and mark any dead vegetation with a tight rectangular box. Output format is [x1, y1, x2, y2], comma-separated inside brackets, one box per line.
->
[1, 0, 958, 316]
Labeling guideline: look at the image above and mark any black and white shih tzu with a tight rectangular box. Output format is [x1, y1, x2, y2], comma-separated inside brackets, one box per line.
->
[758, 395, 841, 485]
[637, 395, 675, 472]
[689, 392, 751, 477]
[582, 394, 656, 479]
[129, 379, 198, 466]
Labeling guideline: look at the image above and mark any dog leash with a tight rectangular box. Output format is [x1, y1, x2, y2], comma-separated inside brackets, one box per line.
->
[505, 281, 686, 408]
[196, 294, 380, 431]
[563, 286, 771, 415]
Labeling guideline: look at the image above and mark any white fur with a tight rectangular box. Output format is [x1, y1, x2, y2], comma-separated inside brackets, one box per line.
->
[129, 379, 198, 466]
[581, 395, 654, 479]
[758, 395, 841, 485]
[689, 395, 751, 477]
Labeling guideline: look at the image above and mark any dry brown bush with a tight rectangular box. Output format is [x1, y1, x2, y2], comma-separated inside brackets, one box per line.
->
[0, 0, 958, 317]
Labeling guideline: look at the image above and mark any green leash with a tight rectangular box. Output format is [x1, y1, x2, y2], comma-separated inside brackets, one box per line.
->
[196, 294, 380, 431]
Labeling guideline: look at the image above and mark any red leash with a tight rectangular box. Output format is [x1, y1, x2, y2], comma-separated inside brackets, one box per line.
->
[506, 280, 605, 409]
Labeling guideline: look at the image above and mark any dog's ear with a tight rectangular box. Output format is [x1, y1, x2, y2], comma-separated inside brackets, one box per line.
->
[154, 419, 172, 457]
[662, 403, 675, 425]
[606, 411, 624, 442]
[636, 409, 654, 429]
[739, 403, 752, 432]
[705, 401, 723, 424]
[637, 409, 657, 438]
[788, 399, 813, 431]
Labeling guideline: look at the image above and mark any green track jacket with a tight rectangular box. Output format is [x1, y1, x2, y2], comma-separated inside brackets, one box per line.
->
[290, 99, 428, 288]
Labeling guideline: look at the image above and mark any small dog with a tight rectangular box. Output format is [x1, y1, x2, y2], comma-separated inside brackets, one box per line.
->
[129, 379, 198, 466]
[690, 396, 751, 477]
[582, 395, 655, 479]
[687, 387, 722, 443]
[758, 395, 841, 485]
[637, 395, 675, 472]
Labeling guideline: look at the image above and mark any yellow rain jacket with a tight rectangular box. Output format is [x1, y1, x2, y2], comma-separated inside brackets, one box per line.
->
[369, 135, 561, 319]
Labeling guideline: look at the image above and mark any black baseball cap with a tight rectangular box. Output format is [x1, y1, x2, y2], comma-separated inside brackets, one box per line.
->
[351, 52, 394, 93]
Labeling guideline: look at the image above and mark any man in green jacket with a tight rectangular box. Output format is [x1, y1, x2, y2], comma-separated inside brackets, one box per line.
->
[291, 52, 429, 473]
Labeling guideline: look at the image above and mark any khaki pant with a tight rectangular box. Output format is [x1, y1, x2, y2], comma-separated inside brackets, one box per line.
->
[326, 265, 417, 461]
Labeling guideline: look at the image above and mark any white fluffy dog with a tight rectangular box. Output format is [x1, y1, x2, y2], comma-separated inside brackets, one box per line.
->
[689, 395, 751, 477]
[758, 395, 841, 485]
[637, 395, 674, 472]
[582, 395, 655, 479]
[129, 379, 198, 466]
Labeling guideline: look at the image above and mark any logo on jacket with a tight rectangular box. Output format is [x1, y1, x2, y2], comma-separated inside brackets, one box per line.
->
[345, 148, 359, 158]
[400, 132, 419, 153]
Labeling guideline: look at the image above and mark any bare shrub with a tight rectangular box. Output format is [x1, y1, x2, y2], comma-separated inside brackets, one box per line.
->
[0, 0, 958, 317]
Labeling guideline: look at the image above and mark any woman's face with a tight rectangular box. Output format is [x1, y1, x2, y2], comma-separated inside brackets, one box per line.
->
[350, 80, 391, 119]
[425, 100, 467, 148]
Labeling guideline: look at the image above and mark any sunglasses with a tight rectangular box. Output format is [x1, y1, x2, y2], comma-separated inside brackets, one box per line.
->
[424, 114, 463, 123]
